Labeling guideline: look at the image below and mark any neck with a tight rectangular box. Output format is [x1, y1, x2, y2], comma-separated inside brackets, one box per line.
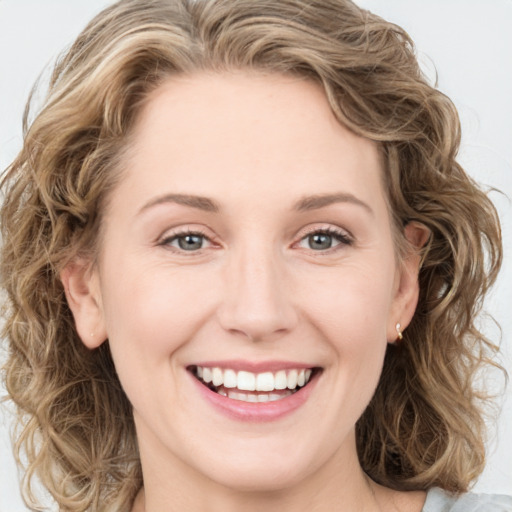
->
[134, 479, 380, 512]
[131, 416, 428, 512]
[133, 481, 428, 512]
[134, 431, 381, 512]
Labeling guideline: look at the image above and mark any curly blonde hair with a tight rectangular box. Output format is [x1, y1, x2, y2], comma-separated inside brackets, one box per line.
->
[1, 0, 503, 510]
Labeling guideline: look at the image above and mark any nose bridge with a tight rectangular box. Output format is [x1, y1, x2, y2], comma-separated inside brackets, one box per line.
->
[217, 240, 297, 341]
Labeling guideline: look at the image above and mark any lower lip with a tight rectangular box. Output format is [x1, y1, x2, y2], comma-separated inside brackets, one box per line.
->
[188, 370, 320, 422]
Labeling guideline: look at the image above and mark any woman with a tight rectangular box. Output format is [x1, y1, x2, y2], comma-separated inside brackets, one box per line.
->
[1, 0, 510, 510]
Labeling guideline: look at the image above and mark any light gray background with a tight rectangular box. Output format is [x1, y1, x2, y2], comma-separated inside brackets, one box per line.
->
[1, 1, 511, 510]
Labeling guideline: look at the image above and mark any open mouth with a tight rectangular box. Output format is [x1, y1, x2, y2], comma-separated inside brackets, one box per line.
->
[188, 365, 321, 403]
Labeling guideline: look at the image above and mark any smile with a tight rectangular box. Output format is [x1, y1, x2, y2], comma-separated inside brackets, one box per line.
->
[189, 365, 319, 403]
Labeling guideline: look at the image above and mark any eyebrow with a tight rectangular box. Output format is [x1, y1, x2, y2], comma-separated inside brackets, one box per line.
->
[139, 192, 373, 216]
[139, 193, 220, 213]
[293, 193, 373, 215]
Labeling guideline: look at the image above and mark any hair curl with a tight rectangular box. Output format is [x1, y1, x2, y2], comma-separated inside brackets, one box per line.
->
[1, 0, 503, 510]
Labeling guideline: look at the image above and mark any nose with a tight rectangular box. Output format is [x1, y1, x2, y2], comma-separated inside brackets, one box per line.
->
[217, 246, 298, 342]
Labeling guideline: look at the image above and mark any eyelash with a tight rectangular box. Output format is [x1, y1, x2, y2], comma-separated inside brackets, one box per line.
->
[297, 226, 353, 254]
[158, 226, 353, 255]
[159, 228, 216, 253]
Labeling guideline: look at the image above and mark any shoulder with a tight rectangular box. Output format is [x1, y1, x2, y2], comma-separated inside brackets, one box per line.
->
[422, 488, 512, 512]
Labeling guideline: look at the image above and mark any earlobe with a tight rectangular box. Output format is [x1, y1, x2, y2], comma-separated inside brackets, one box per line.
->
[61, 259, 107, 349]
[388, 221, 430, 343]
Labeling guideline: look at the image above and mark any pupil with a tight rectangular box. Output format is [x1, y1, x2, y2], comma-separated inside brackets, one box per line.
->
[179, 234, 203, 250]
[309, 233, 332, 250]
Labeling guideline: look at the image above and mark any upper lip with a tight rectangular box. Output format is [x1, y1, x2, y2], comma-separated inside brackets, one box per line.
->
[187, 360, 319, 373]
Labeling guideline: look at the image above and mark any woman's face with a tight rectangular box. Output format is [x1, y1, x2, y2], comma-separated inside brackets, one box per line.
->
[66, 72, 421, 492]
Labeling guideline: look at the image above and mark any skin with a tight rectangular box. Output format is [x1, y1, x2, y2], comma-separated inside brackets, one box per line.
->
[63, 72, 428, 511]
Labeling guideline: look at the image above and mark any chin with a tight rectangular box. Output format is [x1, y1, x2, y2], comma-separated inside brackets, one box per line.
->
[193, 448, 320, 493]
[211, 467, 307, 494]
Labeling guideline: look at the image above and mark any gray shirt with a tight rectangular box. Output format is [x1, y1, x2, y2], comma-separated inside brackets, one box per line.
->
[423, 488, 512, 511]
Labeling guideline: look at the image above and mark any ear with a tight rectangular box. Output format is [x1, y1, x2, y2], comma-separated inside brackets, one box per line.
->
[387, 222, 430, 343]
[61, 259, 107, 349]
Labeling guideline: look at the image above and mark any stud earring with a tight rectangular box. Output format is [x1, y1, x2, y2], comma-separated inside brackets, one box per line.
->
[395, 323, 403, 341]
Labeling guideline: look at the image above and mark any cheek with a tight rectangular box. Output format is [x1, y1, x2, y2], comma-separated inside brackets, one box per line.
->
[298, 259, 396, 338]
[98, 262, 221, 420]
[100, 261, 217, 370]
[298, 259, 395, 393]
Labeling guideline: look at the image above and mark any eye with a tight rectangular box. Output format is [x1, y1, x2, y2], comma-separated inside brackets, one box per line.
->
[297, 228, 352, 251]
[160, 230, 212, 252]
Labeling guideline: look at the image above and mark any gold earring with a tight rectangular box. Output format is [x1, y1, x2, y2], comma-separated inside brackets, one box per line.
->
[395, 323, 403, 341]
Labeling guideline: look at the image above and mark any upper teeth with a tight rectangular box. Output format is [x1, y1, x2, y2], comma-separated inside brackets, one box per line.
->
[196, 366, 313, 392]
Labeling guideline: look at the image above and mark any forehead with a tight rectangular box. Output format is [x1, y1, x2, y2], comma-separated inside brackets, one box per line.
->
[117, 71, 387, 217]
